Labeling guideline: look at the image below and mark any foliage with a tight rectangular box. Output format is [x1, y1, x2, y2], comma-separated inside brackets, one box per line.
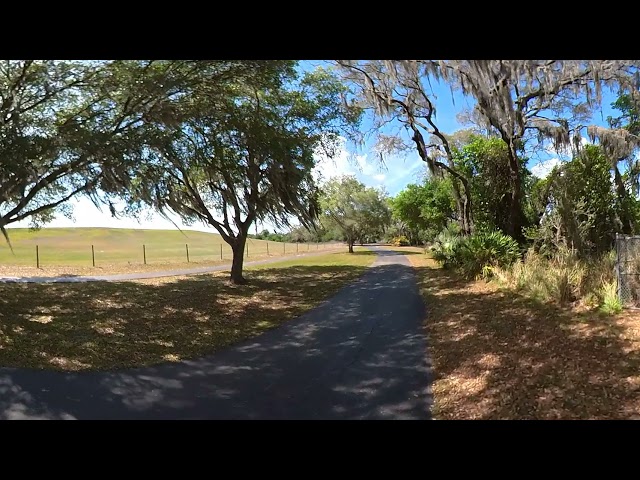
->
[390, 178, 455, 244]
[432, 230, 520, 278]
[600, 280, 623, 314]
[0, 60, 195, 244]
[492, 247, 617, 305]
[391, 235, 410, 247]
[319, 176, 391, 253]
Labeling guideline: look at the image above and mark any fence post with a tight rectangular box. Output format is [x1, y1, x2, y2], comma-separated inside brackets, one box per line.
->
[220, 244, 223, 260]
[36, 245, 40, 269]
[186, 243, 190, 263]
[267, 242, 269, 256]
[92, 245, 95, 267]
[143, 244, 147, 265]
[296, 243, 299, 253]
[246, 242, 249, 258]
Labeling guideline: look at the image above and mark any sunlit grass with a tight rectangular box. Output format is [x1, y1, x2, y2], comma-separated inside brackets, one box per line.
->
[0, 227, 339, 270]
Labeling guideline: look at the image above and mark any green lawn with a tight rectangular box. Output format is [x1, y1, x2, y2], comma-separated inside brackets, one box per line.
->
[1, 227, 332, 268]
[0, 249, 375, 371]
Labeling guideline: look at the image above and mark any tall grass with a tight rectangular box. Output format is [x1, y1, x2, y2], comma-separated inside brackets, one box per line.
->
[491, 247, 618, 311]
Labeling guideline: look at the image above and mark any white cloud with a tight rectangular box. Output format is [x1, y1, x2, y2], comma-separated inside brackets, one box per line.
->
[531, 158, 562, 179]
[312, 139, 356, 182]
[543, 136, 591, 158]
[312, 136, 387, 183]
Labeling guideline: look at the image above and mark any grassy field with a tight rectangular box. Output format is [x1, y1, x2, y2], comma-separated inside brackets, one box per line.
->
[0, 227, 342, 276]
[407, 252, 640, 420]
[0, 249, 375, 371]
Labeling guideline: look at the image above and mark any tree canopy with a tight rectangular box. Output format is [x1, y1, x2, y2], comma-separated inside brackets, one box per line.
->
[319, 176, 391, 253]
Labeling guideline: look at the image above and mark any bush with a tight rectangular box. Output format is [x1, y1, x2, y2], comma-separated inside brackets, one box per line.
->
[392, 235, 410, 246]
[429, 227, 461, 267]
[432, 230, 520, 278]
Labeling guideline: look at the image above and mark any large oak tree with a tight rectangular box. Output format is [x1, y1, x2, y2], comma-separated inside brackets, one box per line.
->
[120, 61, 360, 283]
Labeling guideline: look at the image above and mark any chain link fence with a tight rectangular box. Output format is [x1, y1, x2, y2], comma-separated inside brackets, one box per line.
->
[616, 234, 640, 308]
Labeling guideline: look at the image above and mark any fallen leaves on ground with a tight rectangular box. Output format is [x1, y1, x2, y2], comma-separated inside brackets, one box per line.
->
[408, 254, 640, 420]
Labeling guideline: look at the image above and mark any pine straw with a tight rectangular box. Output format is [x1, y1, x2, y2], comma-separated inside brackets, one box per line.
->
[0, 252, 373, 371]
[408, 254, 640, 420]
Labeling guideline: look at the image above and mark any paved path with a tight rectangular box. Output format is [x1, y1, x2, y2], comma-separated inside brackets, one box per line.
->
[0, 247, 432, 419]
[0, 249, 340, 283]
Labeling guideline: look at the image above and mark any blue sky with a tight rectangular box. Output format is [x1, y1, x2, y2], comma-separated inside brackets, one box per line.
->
[7, 61, 622, 234]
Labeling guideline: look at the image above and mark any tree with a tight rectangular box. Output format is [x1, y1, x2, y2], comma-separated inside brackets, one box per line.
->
[453, 135, 531, 234]
[120, 62, 360, 284]
[336, 60, 475, 236]
[0, 60, 210, 246]
[531, 145, 619, 256]
[319, 176, 391, 253]
[391, 179, 454, 244]
[433, 60, 628, 240]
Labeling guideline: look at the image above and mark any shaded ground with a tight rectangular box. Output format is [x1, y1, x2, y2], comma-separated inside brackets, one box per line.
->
[409, 254, 640, 420]
[0, 248, 431, 419]
[0, 252, 373, 370]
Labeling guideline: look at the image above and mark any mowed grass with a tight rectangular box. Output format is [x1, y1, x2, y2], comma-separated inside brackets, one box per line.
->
[0, 227, 340, 276]
[0, 249, 375, 371]
[407, 253, 640, 420]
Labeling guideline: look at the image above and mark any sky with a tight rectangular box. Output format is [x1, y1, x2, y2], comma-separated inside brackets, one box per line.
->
[7, 61, 623, 234]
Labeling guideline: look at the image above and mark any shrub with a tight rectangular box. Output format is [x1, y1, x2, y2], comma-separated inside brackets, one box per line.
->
[392, 235, 410, 247]
[430, 229, 461, 267]
[433, 230, 520, 278]
[455, 231, 521, 278]
[492, 248, 621, 308]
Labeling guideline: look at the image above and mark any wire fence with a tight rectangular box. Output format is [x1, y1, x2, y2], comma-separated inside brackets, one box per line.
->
[0, 239, 343, 269]
[616, 234, 640, 308]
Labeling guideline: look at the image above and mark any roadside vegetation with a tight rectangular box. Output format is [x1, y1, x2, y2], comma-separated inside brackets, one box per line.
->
[408, 252, 640, 419]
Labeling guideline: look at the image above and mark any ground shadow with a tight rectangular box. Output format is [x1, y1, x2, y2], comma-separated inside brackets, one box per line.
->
[414, 263, 640, 419]
[0, 257, 431, 419]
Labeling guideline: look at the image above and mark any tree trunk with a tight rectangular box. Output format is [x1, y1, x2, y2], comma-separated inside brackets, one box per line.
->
[613, 162, 634, 234]
[506, 141, 525, 242]
[230, 234, 248, 284]
[348, 238, 354, 253]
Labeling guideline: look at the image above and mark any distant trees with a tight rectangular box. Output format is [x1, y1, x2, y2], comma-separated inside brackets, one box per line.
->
[390, 180, 455, 245]
[319, 176, 391, 253]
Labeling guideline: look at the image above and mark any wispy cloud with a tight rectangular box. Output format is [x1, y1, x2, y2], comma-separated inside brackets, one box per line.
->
[531, 158, 562, 178]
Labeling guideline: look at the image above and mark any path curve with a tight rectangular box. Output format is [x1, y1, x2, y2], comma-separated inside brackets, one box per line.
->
[0, 247, 432, 420]
[0, 249, 340, 283]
